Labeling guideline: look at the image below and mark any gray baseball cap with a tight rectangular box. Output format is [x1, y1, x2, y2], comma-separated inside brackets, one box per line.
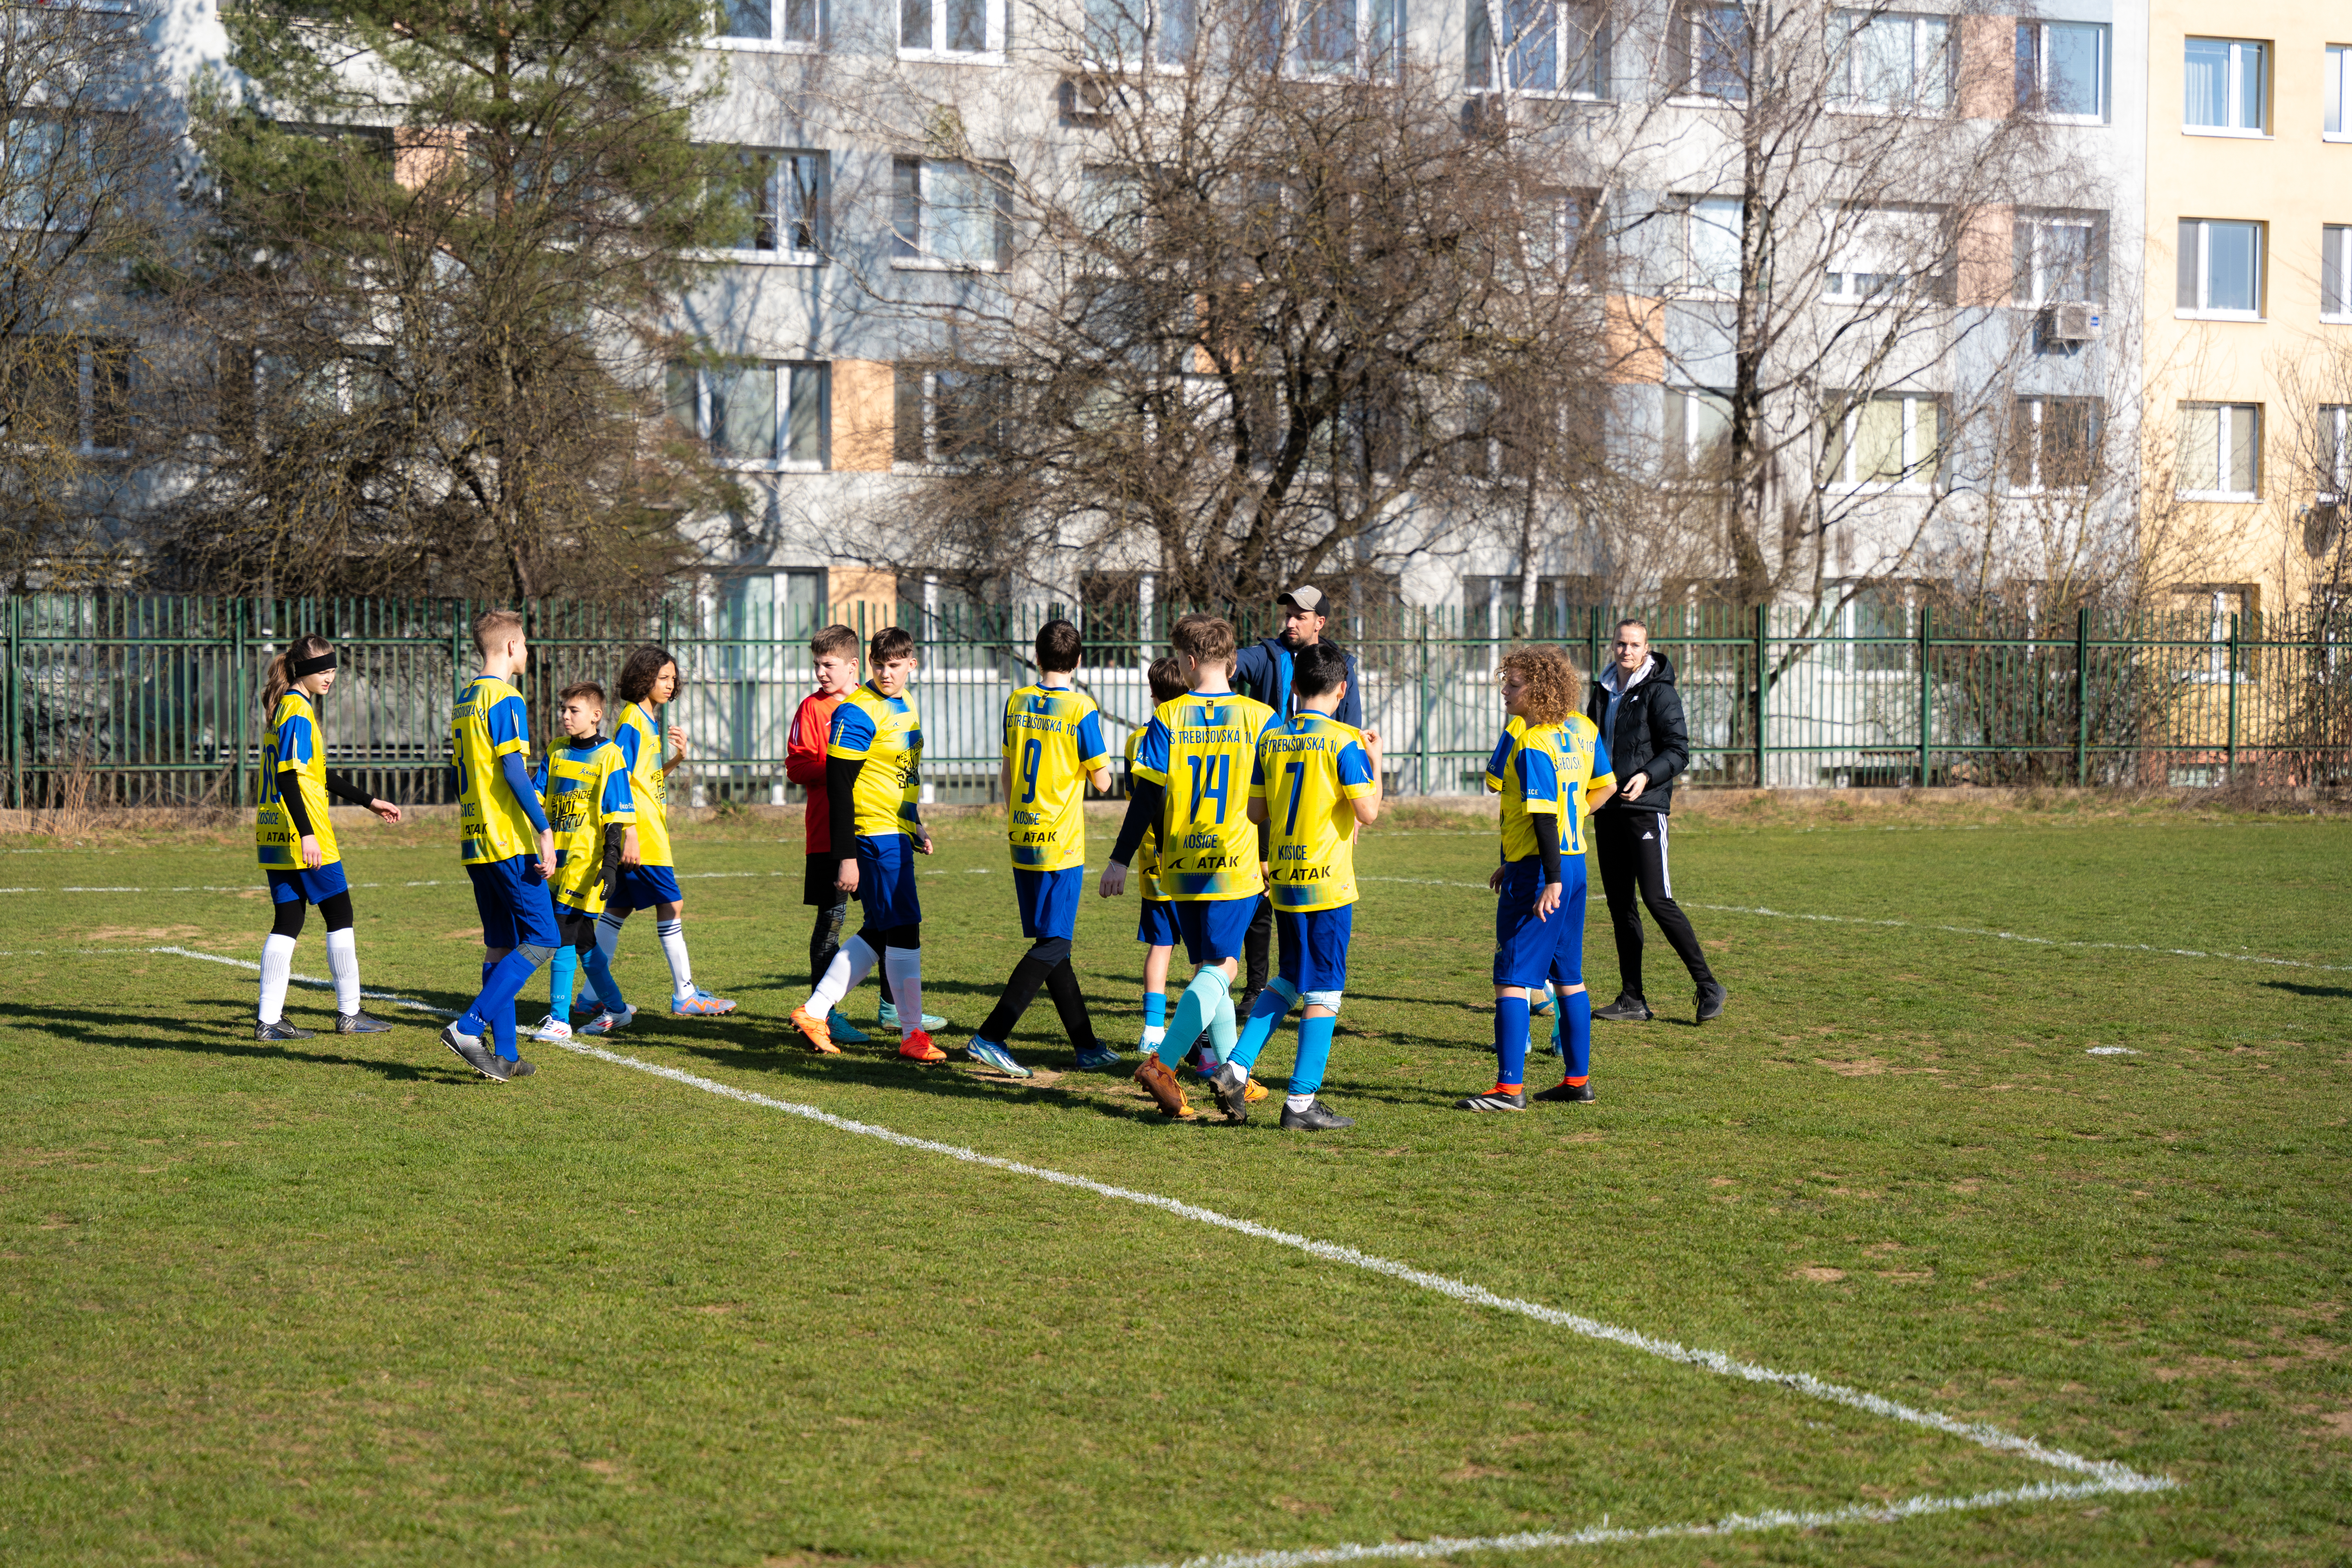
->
[1278, 585, 1325, 613]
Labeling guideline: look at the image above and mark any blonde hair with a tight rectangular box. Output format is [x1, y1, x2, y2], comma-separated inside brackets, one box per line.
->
[472, 608, 525, 657]
[1497, 644, 1579, 726]
[262, 634, 332, 715]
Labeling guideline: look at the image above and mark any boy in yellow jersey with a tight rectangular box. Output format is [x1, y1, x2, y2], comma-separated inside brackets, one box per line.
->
[962, 620, 1114, 1079]
[251, 633, 404, 1041]
[439, 609, 560, 1082]
[526, 682, 637, 1044]
[1100, 614, 1280, 1118]
[1210, 641, 1381, 1129]
[791, 624, 942, 1061]
[595, 644, 736, 1018]
[1126, 655, 1189, 1059]
[1459, 644, 1614, 1112]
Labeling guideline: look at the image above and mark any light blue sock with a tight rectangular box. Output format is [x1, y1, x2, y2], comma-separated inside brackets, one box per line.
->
[1143, 991, 1167, 1029]
[1564, 989, 1593, 1083]
[549, 946, 578, 1019]
[1209, 988, 1238, 1063]
[1229, 980, 1298, 1072]
[1159, 967, 1229, 1069]
[1290, 1013, 1338, 1098]
[582, 944, 624, 1014]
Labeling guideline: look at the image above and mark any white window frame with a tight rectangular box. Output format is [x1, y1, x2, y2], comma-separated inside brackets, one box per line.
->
[669, 361, 830, 472]
[1516, 187, 1597, 290]
[2006, 396, 2102, 495]
[716, 149, 826, 265]
[1472, 0, 1610, 98]
[2316, 403, 2351, 503]
[2328, 45, 2352, 141]
[2324, 225, 2352, 322]
[1822, 205, 1945, 305]
[2176, 401, 2261, 501]
[2016, 20, 2108, 125]
[2182, 36, 2268, 137]
[714, 0, 820, 51]
[1267, 0, 1403, 83]
[2177, 218, 2264, 320]
[891, 157, 1013, 272]
[1678, 194, 1743, 296]
[1663, 386, 1732, 481]
[1673, 1, 1751, 104]
[2015, 211, 2102, 305]
[898, 0, 1004, 64]
[1831, 9, 1953, 114]
[1829, 392, 1942, 492]
[1083, 0, 1195, 69]
[895, 365, 1015, 469]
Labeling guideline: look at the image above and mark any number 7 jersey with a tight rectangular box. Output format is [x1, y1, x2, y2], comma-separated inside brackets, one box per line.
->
[1131, 691, 1279, 902]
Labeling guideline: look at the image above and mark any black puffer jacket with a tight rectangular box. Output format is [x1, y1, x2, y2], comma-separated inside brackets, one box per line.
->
[1585, 652, 1689, 816]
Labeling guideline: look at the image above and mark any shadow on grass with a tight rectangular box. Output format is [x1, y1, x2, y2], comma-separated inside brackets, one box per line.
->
[2261, 980, 2352, 1000]
[13, 1000, 461, 1083]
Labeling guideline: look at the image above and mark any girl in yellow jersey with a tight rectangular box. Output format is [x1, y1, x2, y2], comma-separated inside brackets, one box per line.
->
[252, 635, 404, 1041]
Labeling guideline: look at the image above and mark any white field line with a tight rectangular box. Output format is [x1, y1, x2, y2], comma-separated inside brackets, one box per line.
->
[94, 945, 2176, 1564]
[1679, 901, 2352, 974]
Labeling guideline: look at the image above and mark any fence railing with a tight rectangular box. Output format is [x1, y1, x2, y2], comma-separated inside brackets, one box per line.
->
[8, 593, 2352, 810]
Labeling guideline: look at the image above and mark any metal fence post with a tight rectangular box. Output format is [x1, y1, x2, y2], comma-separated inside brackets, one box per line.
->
[1751, 603, 1767, 786]
[4, 594, 17, 809]
[230, 598, 248, 809]
[1587, 604, 1602, 684]
[2226, 610, 2240, 786]
[1416, 617, 1430, 796]
[2074, 606, 2091, 787]
[1916, 603, 1933, 788]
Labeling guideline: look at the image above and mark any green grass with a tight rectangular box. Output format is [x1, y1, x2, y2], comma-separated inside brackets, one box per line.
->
[2, 802, 2348, 1566]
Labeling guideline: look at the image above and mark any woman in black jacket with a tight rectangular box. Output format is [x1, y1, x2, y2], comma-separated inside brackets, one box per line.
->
[1584, 619, 1727, 1024]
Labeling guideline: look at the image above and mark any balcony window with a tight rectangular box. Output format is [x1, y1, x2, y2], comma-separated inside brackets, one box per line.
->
[1829, 392, 1943, 490]
[892, 157, 1013, 270]
[2005, 396, 2102, 492]
[667, 361, 829, 470]
[1831, 9, 1951, 112]
[2016, 20, 2107, 123]
[2013, 211, 2104, 305]
[1822, 205, 1949, 304]
[2176, 218, 2262, 318]
[2184, 37, 2267, 135]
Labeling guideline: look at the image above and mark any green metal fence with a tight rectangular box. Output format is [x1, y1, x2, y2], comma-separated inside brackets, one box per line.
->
[7, 592, 2351, 810]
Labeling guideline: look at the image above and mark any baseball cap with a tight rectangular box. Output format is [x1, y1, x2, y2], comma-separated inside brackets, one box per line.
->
[1278, 585, 1325, 613]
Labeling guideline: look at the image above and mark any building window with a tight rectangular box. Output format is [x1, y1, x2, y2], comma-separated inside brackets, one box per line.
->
[2013, 210, 2105, 305]
[2177, 402, 2260, 500]
[725, 150, 825, 260]
[2176, 219, 2263, 318]
[1829, 392, 1942, 489]
[1, 116, 93, 230]
[7, 337, 131, 454]
[720, 0, 818, 46]
[1670, 2, 1749, 102]
[1823, 205, 1948, 303]
[1260, 0, 1401, 80]
[2324, 225, 2352, 321]
[666, 361, 829, 470]
[1466, 0, 1608, 97]
[1086, 0, 1194, 65]
[2183, 37, 2267, 135]
[1679, 194, 1743, 294]
[2314, 405, 2351, 502]
[893, 364, 1015, 466]
[2015, 20, 2107, 123]
[1465, 575, 1601, 641]
[2328, 45, 2352, 140]
[900, 0, 1001, 59]
[2005, 396, 2102, 492]
[1831, 9, 1951, 112]
[892, 158, 1012, 270]
[1517, 188, 1601, 289]
[1664, 387, 1731, 479]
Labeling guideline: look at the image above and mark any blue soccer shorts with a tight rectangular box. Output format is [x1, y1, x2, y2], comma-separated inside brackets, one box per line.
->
[1136, 896, 1179, 949]
[1276, 905, 1353, 996]
[468, 853, 561, 951]
[267, 862, 350, 906]
[608, 863, 685, 915]
[1173, 895, 1257, 967]
[1014, 866, 1082, 941]
[855, 833, 923, 928]
[1492, 855, 1586, 991]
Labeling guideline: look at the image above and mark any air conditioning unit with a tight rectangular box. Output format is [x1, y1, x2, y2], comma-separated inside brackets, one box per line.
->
[2045, 301, 2102, 342]
[1060, 74, 1123, 126]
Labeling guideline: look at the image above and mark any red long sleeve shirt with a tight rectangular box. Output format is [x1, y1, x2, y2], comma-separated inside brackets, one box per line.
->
[788, 688, 846, 854]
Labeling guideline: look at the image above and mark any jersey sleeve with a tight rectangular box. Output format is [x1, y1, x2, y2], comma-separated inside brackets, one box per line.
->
[601, 752, 638, 822]
[827, 699, 878, 760]
[614, 720, 644, 772]
[486, 692, 529, 758]
[1516, 740, 1562, 815]
[273, 710, 312, 771]
[1132, 715, 1171, 787]
[784, 696, 831, 786]
[1482, 729, 1514, 794]
[1336, 739, 1377, 797]
[1076, 708, 1109, 773]
[531, 756, 549, 793]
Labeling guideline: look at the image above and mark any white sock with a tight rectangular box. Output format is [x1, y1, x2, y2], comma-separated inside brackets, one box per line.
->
[882, 946, 924, 1037]
[325, 927, 361, 1014]
[1141, 1025, 1167, 1047]
[657, 917, 692, 999]
[258, 933, 296, 1024]
[809, 935, 878, 1016]
[596, 913, 624, 968]
[1286, 1092, 1316, 1114]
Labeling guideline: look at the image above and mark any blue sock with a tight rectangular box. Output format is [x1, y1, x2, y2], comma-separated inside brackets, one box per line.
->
[1290, 1013, 1337, 1098]
[1229, 980, 1297, 1072]
[549, 946, 578, 1019]
[1159, 967, 1228, 1069]
[1143, 991, 1167, 1029]
[1564, 989, 1592, 1083]
[1493, 994, 1532, 1090]
[582, 944, 624, 1015]
[465, 949, 548, 1056]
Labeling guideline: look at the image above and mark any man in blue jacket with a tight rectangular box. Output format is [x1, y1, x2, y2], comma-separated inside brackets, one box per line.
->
[1230, 585, 1367, 1017]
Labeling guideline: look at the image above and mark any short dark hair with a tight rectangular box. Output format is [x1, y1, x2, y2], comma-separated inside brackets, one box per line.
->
[558, 681, 606, 708]
[811, 624, 859, 660]
[615, 645, 677, 704]
[1292, 641, 1349, 699]
[1146, 654, 1187, 705]
[870, 624, 916, 666]
[1035, 619, 1083, 673]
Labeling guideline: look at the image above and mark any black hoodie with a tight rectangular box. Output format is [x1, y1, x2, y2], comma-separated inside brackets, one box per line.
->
[1585, 651, 1688, 815]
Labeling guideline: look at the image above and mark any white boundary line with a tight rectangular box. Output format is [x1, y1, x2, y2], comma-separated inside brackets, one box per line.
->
[91, 946, 2176, 1565]
[1679, 901, 2352, 974]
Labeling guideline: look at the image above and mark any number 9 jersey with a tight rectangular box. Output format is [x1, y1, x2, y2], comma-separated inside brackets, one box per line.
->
[1131, 691, 1279, 901]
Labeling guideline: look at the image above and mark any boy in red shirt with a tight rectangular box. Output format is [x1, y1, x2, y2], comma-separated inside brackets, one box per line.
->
[788, 624, 872, 1047]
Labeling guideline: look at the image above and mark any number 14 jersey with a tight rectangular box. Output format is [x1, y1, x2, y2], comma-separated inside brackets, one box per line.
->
[1131, 690, 1279, 902]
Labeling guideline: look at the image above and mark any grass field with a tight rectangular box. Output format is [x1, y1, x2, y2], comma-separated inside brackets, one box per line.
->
[2, 796, 2347, 1566]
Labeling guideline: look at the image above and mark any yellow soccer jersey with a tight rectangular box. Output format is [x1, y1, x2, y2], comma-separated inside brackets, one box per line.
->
[1003, 684, 1109, 872]
[1484, 713, 1615, 862]
[1124, 727, 1165, 900]
[1254, 711, 1378, 913]
[537, 736, 637, 914]
[452, 675, 540, 866]
[613, 701, 675, 868]
[257, 691, 338, 869]
[828, 682, 924, 839]
[1132, 690, 1279, 901]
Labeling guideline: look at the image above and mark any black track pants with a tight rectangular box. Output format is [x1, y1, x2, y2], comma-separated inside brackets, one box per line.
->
[1592, 809, 1715, 999]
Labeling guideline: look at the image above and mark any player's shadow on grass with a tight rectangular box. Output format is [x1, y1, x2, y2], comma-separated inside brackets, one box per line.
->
[653, 1038, 1207, 1125]
[14, 1001, 459, 1083]
[2262, 980, 2352, 1000]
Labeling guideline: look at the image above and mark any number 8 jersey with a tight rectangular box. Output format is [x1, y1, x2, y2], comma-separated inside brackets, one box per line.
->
[1131, 690, 1279, 902]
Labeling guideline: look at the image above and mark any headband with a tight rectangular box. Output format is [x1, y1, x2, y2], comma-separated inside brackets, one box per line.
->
[292, 650, 338, 677]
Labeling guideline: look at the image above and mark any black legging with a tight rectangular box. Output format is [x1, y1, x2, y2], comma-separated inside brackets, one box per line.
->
[1592, 809, 1715, 999]
[271, 889, 354, 938]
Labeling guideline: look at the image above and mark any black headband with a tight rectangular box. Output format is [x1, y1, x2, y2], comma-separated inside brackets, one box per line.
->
[292, 650, 338, 677]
